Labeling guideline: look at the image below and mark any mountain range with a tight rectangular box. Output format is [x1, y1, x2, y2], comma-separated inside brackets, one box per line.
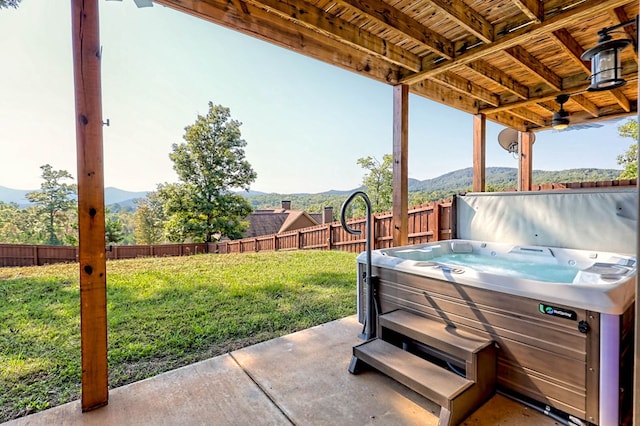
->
[0, 187, 149, 209]
[0, 167, 624, 208]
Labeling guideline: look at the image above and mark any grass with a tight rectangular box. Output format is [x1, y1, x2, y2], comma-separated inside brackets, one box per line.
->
[0, 250, 358, 422]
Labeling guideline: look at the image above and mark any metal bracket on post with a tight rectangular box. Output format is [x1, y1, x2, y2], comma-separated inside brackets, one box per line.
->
[340, 191, 377, 341]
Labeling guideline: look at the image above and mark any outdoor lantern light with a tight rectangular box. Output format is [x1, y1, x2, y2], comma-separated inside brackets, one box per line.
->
[552, 94, 570, 130]
[581, 17, 637, 91]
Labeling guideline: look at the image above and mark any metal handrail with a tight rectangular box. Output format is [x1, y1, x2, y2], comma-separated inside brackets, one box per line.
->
[340, 191, 376, 340]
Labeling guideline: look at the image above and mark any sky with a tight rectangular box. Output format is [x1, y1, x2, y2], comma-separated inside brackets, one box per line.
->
[0, 0, 634, 194]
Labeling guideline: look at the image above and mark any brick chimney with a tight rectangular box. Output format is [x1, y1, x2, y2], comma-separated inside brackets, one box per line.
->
[323, 206, 334, 224]
[281, 200, 291, 210]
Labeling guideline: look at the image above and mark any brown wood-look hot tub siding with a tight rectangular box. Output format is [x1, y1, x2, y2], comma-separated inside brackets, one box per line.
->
[367, 266, 602, 422]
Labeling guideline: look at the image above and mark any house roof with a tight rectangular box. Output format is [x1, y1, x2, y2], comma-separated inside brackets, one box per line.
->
[245, 209, 320, 237]
[155, 0, 638, 132]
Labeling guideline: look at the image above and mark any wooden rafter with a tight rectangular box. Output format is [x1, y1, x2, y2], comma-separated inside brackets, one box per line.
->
[513, 0, 543, 23]
[486, 111, 529, 132]
[570, 94, 600, 117]
[231, 0, 249, 15]
[434, 71, 500, 106]
[245, 0, 422, 71]
[154, 0, 638, 132]
[610, 88, 631, 112]
[157, 0, 405, 83]
[611, 6, 638, 51]
[505, 45, 562, 91]
[480, 60, 638, 115]
[336, 0, 455, 59]
[411, 79, 479, 114]
[510, 107, 546, 126]
[551, 28, 591, 74]
[399, 0, 633, 85]
[428, 0, 494, 43]
[465, 59, 529, 100]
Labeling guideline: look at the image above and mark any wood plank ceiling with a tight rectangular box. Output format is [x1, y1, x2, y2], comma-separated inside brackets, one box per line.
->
[154, 0, 638, 132]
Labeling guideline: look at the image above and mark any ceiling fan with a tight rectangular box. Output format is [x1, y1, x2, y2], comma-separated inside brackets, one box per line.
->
[551, 94, 570, 130]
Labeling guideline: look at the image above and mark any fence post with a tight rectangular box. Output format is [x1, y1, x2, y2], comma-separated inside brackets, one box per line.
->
[33, 246, 39, 266]
[273, 235, 277, 251]
[371, 215, 377, 249]
[433, 201, 441, 242]
[326, 224, 332, 250]
[297, 231, 301, 249]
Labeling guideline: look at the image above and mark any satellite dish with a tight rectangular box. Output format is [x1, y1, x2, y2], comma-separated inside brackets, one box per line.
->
[498, 128, 535, 156]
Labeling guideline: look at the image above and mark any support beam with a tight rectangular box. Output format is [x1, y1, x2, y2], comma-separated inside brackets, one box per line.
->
[472, 114, 486, 192]
[610, 88, 632, 112]
[428, 0, 494, 43]
[571, 94, 600, 117]
[551, 28, 591, 74]
[518, 131, 534, 191]
[513, 0, 543, 23]
[400, 0, 632, 85]
[336, 0, 455, 59]
[505, 45, 562, 91]
[71, 0, 108, 412]
[466, 59, 529, 100]
[392, 85, 409, 247]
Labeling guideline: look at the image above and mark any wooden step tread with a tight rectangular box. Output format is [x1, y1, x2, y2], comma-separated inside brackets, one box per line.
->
[379, 310, 493, 361]
[353, 338, 472, 407]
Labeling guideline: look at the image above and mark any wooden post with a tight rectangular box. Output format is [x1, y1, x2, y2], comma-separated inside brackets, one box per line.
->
[518, 131, 534, 191]
[472, 114, 486, 192]
[392, 84, 409, 247]
[71, 0, 108, 412]
[433, 202, 441, 242]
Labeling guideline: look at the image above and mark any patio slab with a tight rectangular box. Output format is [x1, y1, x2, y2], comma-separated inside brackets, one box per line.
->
[3, 316, 559, 425]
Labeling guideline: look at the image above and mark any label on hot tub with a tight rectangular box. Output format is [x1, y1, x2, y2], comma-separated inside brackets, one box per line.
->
[538, 303, 577, 321]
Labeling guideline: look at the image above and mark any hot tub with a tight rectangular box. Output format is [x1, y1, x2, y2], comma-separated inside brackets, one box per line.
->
[356, 239, 636, 425]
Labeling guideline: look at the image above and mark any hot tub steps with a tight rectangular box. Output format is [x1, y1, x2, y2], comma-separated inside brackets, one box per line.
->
[349, 310, 496, 426]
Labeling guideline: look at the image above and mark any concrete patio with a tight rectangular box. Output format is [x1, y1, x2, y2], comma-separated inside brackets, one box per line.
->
[3, 316, 558, 425]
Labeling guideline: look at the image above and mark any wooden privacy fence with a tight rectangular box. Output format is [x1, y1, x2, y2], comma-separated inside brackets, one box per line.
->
[0, 243, 208, 267]
[210, 199, 453, 254]
[0, 200, 452, 267]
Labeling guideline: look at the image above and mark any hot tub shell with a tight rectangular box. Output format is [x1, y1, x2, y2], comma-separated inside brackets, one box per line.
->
[355, 189, 637, 425]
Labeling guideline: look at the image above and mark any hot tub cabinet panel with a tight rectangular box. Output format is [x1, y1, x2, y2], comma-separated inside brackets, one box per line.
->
[370, 266, 599, 421]
[356, 240, 636, 425]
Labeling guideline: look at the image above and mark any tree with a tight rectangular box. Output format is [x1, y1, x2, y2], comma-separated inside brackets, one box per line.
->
[105, 209, 125, 245]
[357, 154, 393, 214]
[134, 193, 166, 245]
[158, 102, 256, 242]
[617, 119, 638, 179]
[0, 0, 20, 9]
[26, 165, 77, 245]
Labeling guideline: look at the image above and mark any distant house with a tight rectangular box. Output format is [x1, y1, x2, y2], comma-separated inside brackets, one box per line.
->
[244, 201, 334, 238]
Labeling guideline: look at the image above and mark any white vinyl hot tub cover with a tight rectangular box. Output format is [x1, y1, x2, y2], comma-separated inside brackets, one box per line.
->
[456, 188, 637, 254]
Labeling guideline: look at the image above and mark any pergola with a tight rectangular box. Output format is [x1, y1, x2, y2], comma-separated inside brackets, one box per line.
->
[71, 0, 639, 422]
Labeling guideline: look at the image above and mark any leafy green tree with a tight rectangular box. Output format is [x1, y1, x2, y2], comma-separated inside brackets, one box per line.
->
[105, 209, 125, 245]
[158, 102, 256, 242]
[617, 119, 638, 179]
[134, 193, 166, 245]
[26, 165, 77, 245]
[357, 154, 393, 214]
[0, 0, 20, 9]
[0, 202, 23, 243]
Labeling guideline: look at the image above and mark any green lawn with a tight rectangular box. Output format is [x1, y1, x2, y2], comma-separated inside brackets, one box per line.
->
[0, 250, 358, 422]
